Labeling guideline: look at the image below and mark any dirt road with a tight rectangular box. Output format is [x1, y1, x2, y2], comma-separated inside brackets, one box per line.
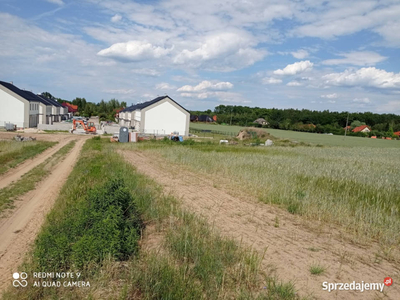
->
[0, 136, 77, 189]
[0, 138, 86, 292]
[121, 150, 399, 300]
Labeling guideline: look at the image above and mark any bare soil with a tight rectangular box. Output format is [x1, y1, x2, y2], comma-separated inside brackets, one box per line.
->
[121, 150, 400, 300]
[0, 137, 86, 292]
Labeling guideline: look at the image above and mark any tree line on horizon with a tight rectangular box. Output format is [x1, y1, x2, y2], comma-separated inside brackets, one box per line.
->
[191, 105, 400, 138]
[41, 92, 127, 121]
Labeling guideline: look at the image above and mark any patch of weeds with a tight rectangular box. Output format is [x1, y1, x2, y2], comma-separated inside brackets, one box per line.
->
[307, 247, 320, 252]
[274, 216, 280, 228]
[309, 264, 325, 275]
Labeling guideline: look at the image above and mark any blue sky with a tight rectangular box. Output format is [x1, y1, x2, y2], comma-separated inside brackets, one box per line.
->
[0, 0, 400, 114]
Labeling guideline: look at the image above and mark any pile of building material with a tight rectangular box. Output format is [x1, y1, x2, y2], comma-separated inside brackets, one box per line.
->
[14, 135, 36, 142]
[236, 128, 270, 140]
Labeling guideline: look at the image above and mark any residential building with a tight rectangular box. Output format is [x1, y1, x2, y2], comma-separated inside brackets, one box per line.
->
[0, 81, 67, 128]
[118, 96, 190, 135]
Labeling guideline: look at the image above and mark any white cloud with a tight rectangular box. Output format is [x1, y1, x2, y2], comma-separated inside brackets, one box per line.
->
[322, 51, 387, 66]
[321, 93, 338, 99]
[104, 88, 135, 95]
[323, 67, 400, 89]
[181, 91, 249, 103]
[286, 81, 301, 86]
[292, 2, 400, 42]
[156, 82, 176, 90]
[375, 100, 400, 113]
[177, 80, 233, 92]
[131, 68, 160, 77]
[173, 32, 266, 71]
[45, 0, 64, 5]
[262, 77, 282, 84]
[353, 97, 371, 103]
[98, 41, 171, 61]
[327, 100, 336, 104]
[273, 60, 313, 76]
[291, 49, 309, 59]
[374, 21, 400, 47]
[111, 14, 122, 23]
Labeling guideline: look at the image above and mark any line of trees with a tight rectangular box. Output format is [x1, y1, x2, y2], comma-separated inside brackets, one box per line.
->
[191, 105, 400, 137]
[41, 92, 126, 121]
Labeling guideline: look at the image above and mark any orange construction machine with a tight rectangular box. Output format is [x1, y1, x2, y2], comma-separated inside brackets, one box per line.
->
[70, 119, 97, 134]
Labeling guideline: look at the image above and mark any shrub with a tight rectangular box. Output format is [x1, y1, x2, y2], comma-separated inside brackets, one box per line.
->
[34, 179, 143, 271]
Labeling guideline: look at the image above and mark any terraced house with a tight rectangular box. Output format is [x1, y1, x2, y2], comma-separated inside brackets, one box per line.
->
[0, 81, 67, 128]
[118, 95, 190, 136]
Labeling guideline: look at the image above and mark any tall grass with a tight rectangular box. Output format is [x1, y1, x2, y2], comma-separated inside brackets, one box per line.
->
[0, 140, 56, 174]
[3, 138, 298, 300]
[130, 141, 400, 255]
[0, 141, 75, 213]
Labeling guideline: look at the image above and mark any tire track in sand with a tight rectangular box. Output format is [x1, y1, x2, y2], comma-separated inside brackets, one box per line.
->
[0, 138, 86, 292]
[0, 136, 77, 190]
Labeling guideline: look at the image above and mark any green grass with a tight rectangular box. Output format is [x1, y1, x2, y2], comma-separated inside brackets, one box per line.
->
[124, 140, 400, 259]
[3, 138, 298, 300]
[309, 264, 325, 275]
[190, 123, 400, 148]
[0, 141, 75, 214]
[0, 140, 56, 174]
[42, 130, 69, 133]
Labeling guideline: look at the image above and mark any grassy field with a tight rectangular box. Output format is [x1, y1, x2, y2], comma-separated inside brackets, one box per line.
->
[3, 137, 297, 300]
[0, 141, 76, 214]
[0, 140, 56, 175]
[190, 123, 400, 148]
[132, 139, 400, 260]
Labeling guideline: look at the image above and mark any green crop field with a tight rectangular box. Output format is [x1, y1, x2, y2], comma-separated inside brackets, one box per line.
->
[190, 123, 400, 148]
[133, 139, 400, 260]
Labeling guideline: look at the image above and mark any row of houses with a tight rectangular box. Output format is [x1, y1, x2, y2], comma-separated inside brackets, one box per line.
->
[0, 81, 71, 128]
[118, 96, 190, 136]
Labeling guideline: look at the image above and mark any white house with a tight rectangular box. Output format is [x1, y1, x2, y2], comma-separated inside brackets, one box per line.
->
[0, 81, 66, 128]
[119, 96, 190, 136]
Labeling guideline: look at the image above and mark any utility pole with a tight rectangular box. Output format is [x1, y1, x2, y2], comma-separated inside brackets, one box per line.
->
[344, 112, 349, 139]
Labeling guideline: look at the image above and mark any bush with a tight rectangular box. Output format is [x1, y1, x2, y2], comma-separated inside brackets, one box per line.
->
[34, 179, 143, 271]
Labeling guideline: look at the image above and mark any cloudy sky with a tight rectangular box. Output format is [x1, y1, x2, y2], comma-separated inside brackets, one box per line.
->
[0, 0, 400, 113]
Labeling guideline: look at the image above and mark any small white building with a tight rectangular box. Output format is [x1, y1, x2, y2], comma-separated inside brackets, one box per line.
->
[119, 96, 190, 136]
[0, 81, 66, 128]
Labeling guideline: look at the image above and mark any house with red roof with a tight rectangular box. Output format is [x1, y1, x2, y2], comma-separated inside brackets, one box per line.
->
[61, 102, 78, 115]
[394, 131, 400, 137]
[352, 125, 371, 133]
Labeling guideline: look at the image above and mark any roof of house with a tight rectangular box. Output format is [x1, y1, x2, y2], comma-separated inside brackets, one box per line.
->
[0, 81, 50, 105]
[253, 118, 267, 123]
[37, 95, 63, 107]
[394, 131, 400, 136]
[62, 102, 78, 112]
[352, 125, 370, 132]
[121, 96, 189, 113]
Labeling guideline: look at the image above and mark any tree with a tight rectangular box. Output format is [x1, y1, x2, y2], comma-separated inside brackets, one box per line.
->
[350, 120, 366, 129]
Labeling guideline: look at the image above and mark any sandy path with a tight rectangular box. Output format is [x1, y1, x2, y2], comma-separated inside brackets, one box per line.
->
[121, 150, 399, 300]
[0, 136, 77, 189]
[0, 138, 86, 292]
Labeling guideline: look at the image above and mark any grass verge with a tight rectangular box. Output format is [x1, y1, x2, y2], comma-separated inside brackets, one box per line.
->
[0, 140, 75, 214]
[3, 138, 298, 300]
[0, 140, 56, 175]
